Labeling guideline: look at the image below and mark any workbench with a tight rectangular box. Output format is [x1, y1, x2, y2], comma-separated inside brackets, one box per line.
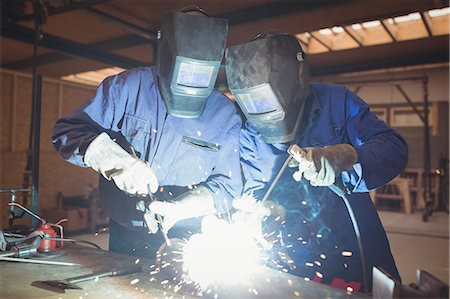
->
[0, 243, 370, 299]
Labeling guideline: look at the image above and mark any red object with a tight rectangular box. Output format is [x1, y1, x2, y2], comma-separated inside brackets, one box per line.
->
[35, 224, 57, 252]
[330, 278, 361, 293]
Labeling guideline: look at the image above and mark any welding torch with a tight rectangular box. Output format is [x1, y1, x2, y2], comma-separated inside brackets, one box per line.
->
[146, 187, 172, 247]
[261, 144, 368, 292]
[127, 146, 171, 247]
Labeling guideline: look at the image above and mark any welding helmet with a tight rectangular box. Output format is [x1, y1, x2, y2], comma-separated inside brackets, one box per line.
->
[225, 33, 310, 143]
[156, 8, 228, 118]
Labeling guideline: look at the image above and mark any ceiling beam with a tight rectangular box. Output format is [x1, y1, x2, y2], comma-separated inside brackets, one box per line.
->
[3, 34, 152, 70]
[84, 7, 158, 41]
[311, 49, 449, 76]
[12, 0, 114, 22]
[1, 22, 145, 69]
[218, 0, 352, 25]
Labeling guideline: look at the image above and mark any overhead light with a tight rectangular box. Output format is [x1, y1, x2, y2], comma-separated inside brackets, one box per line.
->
[319, 28, 333, 35]
[393, 12, 421, 24]
[331, 26, 344, 33]
[362, 20, 381, 28]
[428, 7, 450, 18]
[295, 7, 448, 53]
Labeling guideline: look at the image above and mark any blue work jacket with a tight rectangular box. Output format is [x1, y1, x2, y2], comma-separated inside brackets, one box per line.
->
[52, 67, 242, 229]
[240, 83, 408, 292]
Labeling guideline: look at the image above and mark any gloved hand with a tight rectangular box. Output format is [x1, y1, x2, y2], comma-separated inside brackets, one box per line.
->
[146, 185, 216, 233]
[84, 132, 158, 196]
[232, 194, 272, 249]
[290, 144, 358, 187]
[232, 194, 271, 226]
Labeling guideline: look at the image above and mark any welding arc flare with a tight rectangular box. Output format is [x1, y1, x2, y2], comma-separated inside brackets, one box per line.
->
[180, 215, 264, 289]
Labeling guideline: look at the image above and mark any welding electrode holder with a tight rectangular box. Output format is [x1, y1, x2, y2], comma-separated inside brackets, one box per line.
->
[287, 144, 368, 292]
[144, 190, 172, 247]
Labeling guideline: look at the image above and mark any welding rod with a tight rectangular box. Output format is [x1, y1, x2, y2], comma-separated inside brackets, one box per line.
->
[261, 154, 293, 203]
[0, 256, 80, 266]
[156, 214, 172, 247]
[147, 186, 172, 247]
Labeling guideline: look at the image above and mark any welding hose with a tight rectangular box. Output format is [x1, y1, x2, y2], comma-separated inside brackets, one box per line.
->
[286, 144, 368, 291]
[328, 184, 368, 292]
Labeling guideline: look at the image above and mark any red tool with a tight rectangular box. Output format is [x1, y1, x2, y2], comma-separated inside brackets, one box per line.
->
[8, 203, 67, 252]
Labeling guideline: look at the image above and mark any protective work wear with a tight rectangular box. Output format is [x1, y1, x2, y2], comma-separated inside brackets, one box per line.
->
[240, 82, 408, 293]
[291, 144, 358, 186]
[84, 132, 159, 195]
[156, 10, 228, 118]
[52, 66, 242, 258]
[225, 33, 310, 144]
[146, 186, 216, 233]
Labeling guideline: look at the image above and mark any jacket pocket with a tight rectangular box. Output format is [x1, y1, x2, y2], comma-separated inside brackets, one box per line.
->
[120, 114, 150, 156]
[182, 136, 222, 152]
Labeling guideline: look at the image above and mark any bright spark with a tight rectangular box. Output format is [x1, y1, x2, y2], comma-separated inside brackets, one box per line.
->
[182, 215, 263, 289]
[341, 251, 353, 257]
[130, 278, 139, 285]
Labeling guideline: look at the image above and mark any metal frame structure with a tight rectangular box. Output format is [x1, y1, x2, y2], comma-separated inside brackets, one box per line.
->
[335, 76, 436, 221]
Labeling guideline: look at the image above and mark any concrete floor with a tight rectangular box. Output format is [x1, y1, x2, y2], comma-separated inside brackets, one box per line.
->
[74, 210, 450, 287]
[379, 210, 449, 285]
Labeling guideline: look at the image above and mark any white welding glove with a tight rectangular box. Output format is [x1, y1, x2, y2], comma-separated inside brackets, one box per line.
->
[84, 132, 158, 196]
[291, 144, 358, 187]
[147, 185, 216, 233]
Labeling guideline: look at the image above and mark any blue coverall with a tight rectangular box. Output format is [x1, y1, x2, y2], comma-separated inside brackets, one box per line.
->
[52, 66, 242, 257]
[240, 83, 408, 293]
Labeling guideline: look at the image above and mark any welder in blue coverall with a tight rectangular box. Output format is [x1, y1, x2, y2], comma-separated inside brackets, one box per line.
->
[52, 8, 242, 259]
[225, 33, 408, 293]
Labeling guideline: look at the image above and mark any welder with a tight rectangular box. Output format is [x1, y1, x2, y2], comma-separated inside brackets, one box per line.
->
[51, 7, 242, 259]
[226, 33, 408, 293]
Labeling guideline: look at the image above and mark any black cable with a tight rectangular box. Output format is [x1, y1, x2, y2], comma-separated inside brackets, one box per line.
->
[328, 184, 368, 293]
[44, 237, 103, 250]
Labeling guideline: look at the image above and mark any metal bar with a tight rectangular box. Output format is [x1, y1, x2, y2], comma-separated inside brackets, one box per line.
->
[309, 32, 333, 51]
[3, 35, 153, 70]
[394, 84, 426, 123]
[342, 26, 363, 47]
[221, 0, 355, 26]
[354, 85, 362, 93]
[31, 74, 42, 226]
[311, 48, 449, 77]
[419, 12, 433, 37]
[261, 155, 293, 203]
[0, 256, 80, 266]
[1, 23, 144, 69]
[422, 78, 433, 220]
[0, 189, 30, 193]
[84, 7, 157, 41]
[30, 0, 42, 226]
[335, 76, 428, 86]
[16, 0, 114, 21]
[380, 20, 397, 42]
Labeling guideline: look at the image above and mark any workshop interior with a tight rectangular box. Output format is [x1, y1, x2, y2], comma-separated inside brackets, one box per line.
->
[0, 0, 449, 298]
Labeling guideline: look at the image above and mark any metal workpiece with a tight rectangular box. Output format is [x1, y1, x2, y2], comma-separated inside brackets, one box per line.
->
[32, 264, 142, 293]
[1, 243, 370, 299]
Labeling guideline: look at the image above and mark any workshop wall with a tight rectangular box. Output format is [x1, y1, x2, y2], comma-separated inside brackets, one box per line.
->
[0, 69, 98, 228]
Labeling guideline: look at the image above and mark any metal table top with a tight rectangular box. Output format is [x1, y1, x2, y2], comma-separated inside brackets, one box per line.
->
[0, 244, 370, 299]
